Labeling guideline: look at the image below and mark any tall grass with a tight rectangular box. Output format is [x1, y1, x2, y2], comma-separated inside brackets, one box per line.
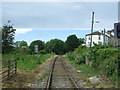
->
[2, 54, 53, 70]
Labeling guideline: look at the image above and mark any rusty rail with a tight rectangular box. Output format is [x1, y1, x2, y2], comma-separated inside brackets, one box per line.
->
[45, 56, 79, 89]
[46, 57, 57, 89]
[60, 57, 79, 89]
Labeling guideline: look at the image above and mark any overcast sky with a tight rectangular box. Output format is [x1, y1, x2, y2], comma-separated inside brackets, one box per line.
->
[1, 1, 118, 45]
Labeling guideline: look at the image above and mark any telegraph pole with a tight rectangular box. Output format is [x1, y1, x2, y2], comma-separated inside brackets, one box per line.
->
[90, 12, 94, 47]
[103, 28, 106, 44]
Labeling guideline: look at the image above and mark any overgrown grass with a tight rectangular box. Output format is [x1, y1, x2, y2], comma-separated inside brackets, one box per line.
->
[65, 44, 119, 88]
[65, 57, 115, 88]
[65, 57, 99, 79]
[2, 54, 53, 70]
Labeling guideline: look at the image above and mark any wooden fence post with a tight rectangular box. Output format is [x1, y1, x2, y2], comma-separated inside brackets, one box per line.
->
[85, 56, 89, 65]
[15, 59, 17, 74]
[8, 60, 10, 80]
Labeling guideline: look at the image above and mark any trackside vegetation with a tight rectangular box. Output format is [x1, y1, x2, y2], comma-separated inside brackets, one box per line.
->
[2, 54, 53, 70]
[66, 44, 119, 88]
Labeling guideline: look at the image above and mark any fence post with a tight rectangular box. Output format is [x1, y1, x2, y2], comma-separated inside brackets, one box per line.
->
[8, 60, 10, 80]
[15, 59, 17, 74]
[85, 56, 89, 65]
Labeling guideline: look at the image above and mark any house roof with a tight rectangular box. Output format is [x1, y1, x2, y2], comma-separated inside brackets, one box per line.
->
[86, 31, 110, 37]
[107, 29, 114, 32]
[86, 31, 103, 36]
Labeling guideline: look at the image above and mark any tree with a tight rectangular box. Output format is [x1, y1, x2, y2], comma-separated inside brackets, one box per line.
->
[2, 21, 16, 54]
[65, 34, 79, 52]
[19, 40, 27, 47]
[45, 39, 66, 55]
[78, 38, 85, 45]
[14, 40, 28, 47]
[14, 46, 30, 54]
[29, 40, 45, 53]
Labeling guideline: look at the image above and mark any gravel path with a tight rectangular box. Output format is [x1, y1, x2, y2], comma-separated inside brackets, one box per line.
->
[32, 56, 89, 88]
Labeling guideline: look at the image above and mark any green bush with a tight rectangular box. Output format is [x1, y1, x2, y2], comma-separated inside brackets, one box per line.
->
[67, 44, 119, 86]
[95, 48, 118, 76]
[38, 49, 47, 54]
[67, 45, 88, 64]
[13, 46, 30, 54]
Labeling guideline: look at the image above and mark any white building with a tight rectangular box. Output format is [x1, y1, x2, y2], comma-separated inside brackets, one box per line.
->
[85, 30, 110, 47]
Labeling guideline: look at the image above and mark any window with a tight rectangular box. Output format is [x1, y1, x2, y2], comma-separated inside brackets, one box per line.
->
[89, 36, 90, 40]
[98, 35, 101, 40]
[88, 42, 90, 46]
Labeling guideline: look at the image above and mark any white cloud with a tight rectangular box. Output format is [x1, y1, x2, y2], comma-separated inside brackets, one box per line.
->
[15, 28, 33, 35]
[72, 5, 82, 9]
[30, 28, 91, 30]
[1, 0, 120, 2]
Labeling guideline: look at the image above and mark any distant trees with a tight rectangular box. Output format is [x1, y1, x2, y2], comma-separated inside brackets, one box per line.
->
[14, 40, 28, 47]
[2, 21, 16, 54]
[14, 46, 30, 54]
[45, 39, 66, 55]
[1, 22, 85, 55]
[78, 38, 85, 45]
[65, 35, 80, 52]
[29, 35, 84, 55]
[13, 40, 29, 54]
[29, 40, 45, 53]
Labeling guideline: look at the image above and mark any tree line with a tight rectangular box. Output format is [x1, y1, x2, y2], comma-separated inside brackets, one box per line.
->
[1, 22, 85, 55]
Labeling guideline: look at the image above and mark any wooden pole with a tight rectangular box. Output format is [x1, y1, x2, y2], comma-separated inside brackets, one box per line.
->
[103, 28, 106, 44]
[8, 60, 10, 80]
[90, 12, 94, 47]
[15, 59, 17, 74]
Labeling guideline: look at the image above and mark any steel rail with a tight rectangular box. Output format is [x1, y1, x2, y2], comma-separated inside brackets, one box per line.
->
[45, 57, 57, 89]
[46, 56, 79, 89]
[60, 56, 79, 89]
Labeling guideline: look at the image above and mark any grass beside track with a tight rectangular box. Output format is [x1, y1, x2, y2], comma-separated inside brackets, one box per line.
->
[2, 54, 53, 70]
[65, 57, 116, 88]
[2, 54, 54, 88]
[65, 57, 99, 79]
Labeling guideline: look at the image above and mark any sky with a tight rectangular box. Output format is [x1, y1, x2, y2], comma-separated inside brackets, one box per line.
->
[1, 1, 118, 45]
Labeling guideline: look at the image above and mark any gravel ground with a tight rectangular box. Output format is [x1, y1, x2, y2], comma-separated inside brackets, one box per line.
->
[61, 57, 90, 88]
[32, 56, 57, 88]
[32, 56, 89, 88]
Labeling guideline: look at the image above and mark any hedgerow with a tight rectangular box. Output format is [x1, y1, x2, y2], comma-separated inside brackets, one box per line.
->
[67, 44, 119, 86]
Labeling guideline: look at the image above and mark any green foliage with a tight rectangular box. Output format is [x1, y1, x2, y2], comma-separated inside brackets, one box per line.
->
[14, 40, 28, 47]
[29, 40, 45, 53]
[78, 38, 85, 44]
[94, 48, 118, 76]
[13, 46, 30, 54]
[65, 35, 80, 52]
[67, 45, 88, 64]
[2, 54, 52, 70]
[45, 39, 66, 55]
[67, 58, 99, 78]
[39, 49, 47, 54]
[67, 44, 119, 86]
[2, 21, 16, 54]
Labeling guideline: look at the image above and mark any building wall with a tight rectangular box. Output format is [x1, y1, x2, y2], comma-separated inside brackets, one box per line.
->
[85, 34, 109, 47]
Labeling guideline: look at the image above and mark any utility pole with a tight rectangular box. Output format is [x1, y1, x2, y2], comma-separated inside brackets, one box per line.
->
[103, 28, 106, 44]
[90, 12, 95, 47]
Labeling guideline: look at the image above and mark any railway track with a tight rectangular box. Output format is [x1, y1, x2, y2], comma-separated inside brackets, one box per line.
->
[45, 56, 79, 89]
